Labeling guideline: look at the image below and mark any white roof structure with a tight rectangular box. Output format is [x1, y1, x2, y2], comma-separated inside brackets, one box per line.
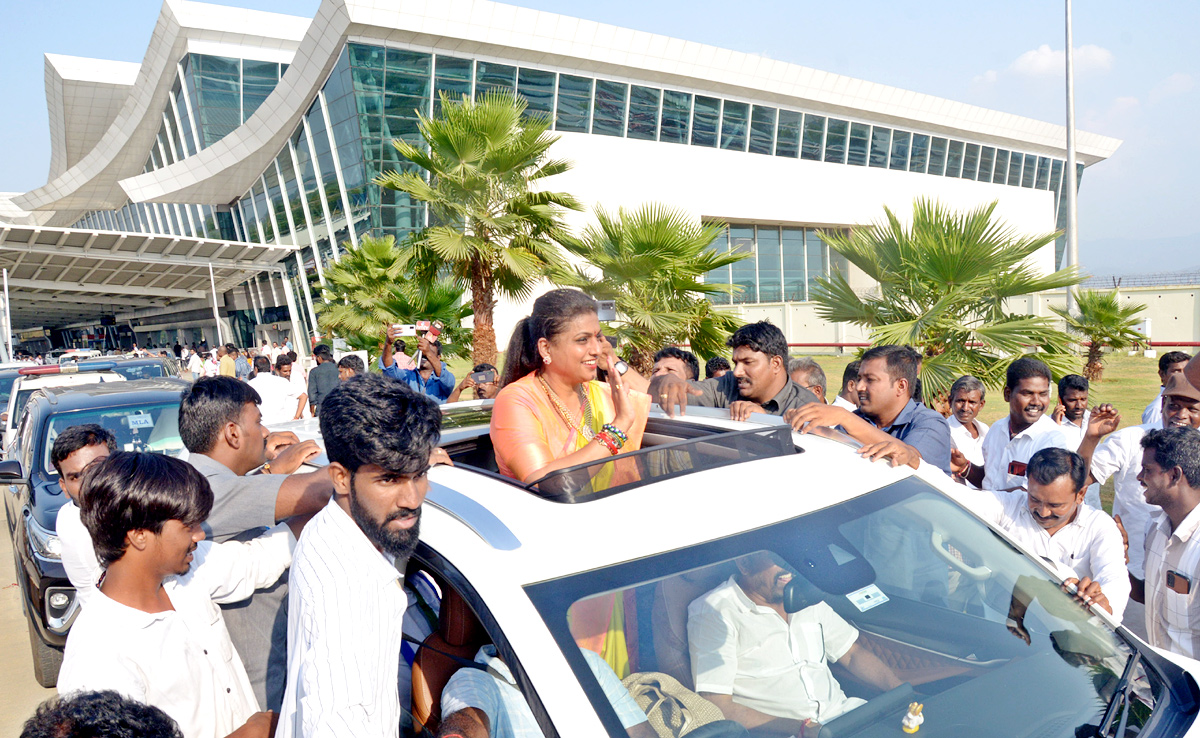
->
[19, 0, 1120, 218]
[0, 222, 297, 329]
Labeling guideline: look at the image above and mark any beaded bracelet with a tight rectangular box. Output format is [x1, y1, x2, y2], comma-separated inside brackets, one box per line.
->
[595, 431, 620, 455]
[602, 423, 628, 444]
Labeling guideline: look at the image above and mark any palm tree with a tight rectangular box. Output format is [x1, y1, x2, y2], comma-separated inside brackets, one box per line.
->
[1052, 289, 1147, 380]
[316, 234, 472, 361]
[555, 204, 750, 373]
[812, 198, 1085, 402]
[375, 89, 581, 366]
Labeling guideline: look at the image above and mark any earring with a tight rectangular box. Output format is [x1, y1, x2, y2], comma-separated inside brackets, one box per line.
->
[543, 355, 552, 364]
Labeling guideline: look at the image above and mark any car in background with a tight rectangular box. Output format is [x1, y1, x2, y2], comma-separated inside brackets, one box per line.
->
[58, 349, 102, 363]
[0, 378, 189, 686]
[0, 362, 32, 418]
[106, 355, 182, 381]
[3, 363, 126, 452]
[265, 402, 1200, 738]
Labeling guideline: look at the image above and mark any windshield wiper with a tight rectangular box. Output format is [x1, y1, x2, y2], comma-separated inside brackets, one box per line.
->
[1098, 651, 1141, 737]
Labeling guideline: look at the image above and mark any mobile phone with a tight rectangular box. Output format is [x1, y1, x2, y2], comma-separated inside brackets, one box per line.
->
[392, 324, 417, 337]
[1168, 570, 1192, 595]
[597, 300, 617, 322]
[1008, 460, 1028, 477]
[471, 369, 496, 384]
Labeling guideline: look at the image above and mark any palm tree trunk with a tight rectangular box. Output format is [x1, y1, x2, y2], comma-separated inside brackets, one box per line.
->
[1084, 344, 1104, 381]
[470, 259, 497, 367]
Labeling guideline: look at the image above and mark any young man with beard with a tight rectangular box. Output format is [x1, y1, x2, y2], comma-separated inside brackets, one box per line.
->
[278, 374, 443, 738]
[1145, 351, 1191, 426]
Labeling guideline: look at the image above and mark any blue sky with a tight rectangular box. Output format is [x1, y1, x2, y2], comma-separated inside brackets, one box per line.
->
[2, 0, 1195, 275]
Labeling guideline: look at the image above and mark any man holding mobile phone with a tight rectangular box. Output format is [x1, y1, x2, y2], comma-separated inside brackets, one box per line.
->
[378, 323, 455, 403]
[1135, 427, 1200, 657]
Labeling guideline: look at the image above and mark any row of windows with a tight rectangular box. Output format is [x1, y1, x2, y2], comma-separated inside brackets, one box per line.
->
[704, 225, 849, 306]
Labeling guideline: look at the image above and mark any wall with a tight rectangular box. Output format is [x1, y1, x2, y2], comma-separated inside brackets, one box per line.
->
[488, 131, 1060, 352]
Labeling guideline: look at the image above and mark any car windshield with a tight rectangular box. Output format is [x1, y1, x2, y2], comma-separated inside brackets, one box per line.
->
[111, 362, 165, 380]
[525, 477, 1167, 738]
[0, 373, 18, 411]
[43, 401, 185, 475]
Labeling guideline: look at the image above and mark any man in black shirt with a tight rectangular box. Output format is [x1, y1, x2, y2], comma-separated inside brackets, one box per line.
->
[307, 344, 340, 416]
[651, 321, 818, 418]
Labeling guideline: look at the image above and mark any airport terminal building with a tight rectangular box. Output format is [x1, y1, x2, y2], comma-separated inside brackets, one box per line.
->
[1, 0, 1121, 353]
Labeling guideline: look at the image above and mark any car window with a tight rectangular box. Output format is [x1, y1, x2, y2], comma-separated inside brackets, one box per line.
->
[12, 388, 39, 426]
[111, 363, 166, 380]
[0, 373, 18, 410]
[524, 478, 1164, 738]
[19, 405, 36, 474]
[42, 401, 185, 475]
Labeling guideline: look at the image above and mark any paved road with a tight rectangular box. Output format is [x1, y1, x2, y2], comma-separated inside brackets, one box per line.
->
[1, 503, 56, 736]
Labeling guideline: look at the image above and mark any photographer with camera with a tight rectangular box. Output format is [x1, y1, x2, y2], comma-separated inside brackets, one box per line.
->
[447, 363, 500, 403]
[379, 323, 456, 404]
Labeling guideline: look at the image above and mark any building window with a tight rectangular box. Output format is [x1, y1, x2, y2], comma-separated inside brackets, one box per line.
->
[659, 90, 691, 144]
[628, 85, 661, 141]
[748, 105, 777, 155]
[592, 80, 628, 137]
[776, 110, 801, 158]
[705, 224, 849, 306]
[691, 96, 720, 147]
[720, 101, 749, 151]
[556, 74, 592, 133]
[801, 115, 825, 161]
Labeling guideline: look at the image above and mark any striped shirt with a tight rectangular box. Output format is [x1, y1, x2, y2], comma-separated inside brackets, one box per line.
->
[278, 500, 408, 738]
[1144, 504, 1200, 657]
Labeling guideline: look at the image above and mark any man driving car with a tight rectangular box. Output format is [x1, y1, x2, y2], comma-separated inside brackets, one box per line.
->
[688, 552, 902, 737]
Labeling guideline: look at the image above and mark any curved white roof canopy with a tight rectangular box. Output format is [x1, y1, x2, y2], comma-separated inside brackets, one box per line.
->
[15, 0, 309, 221]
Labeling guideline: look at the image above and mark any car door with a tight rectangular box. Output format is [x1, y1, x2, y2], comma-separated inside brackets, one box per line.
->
[4, 405, 36, 539]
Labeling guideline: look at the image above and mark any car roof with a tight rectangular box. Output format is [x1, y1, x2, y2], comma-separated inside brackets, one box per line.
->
[33, 378, 189, 412]
[16, 372, 124, 388]
[275, 406, 922, 584]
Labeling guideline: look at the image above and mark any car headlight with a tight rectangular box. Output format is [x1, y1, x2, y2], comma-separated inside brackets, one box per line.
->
[24, 514, 61, 560]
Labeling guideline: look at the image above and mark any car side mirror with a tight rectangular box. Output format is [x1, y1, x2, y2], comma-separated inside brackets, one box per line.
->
[0, 459, 24, 480]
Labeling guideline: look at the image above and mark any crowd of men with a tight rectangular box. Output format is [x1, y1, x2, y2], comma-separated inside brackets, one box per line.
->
[21, 314, 1200, 738]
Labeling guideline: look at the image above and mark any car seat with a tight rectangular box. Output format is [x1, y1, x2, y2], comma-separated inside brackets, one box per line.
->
[411, 586, 489, 733]
[651, 562, 737, 689]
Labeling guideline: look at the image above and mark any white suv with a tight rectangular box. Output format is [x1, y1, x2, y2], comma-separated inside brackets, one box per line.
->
[3, 364, 125, 450]
[274, 402, 1200, 738]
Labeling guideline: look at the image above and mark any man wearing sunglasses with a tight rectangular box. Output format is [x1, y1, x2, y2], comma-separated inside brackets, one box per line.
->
[51, 424, 116, 607]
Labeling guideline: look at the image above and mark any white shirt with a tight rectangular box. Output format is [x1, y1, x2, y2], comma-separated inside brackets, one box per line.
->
[1144, 505, 1200, 657]
[187, 354, 204, 375]
[58, 525, 295, 738]
[1091, 423, 1158, 578]
[1056, 410, 1102, 509]
[832, 395, 857, 412]
[947, 415, 989, 467]
[981, 415, 1070, 492]
[1143, 388, 1165, 427]
[204, 358, 220, 377]
[279, 500, 409, 738]
[966, 489, 1131, 622]
[1056, 409, 1091, 450]
[56, 500, 101, 607]
[288, 364, 312, 418]
[247, 373, 304, 426]
[688, 577, 864, 723]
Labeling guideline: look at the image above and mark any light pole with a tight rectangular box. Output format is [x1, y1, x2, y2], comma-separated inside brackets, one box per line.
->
[1065, 0, 1079, 313]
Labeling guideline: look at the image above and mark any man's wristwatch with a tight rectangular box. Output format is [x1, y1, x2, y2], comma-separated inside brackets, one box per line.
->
[613, 359, 630, 376]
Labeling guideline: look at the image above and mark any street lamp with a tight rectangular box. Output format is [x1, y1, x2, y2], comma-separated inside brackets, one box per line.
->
[1065, 0, 1079, 313]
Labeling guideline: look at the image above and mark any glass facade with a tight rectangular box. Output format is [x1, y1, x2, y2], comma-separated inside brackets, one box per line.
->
[705, 224, 850, 305]
[70, 38, 1087, 310]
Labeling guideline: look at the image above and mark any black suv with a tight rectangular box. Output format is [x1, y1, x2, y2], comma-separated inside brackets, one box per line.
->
[0, 378, 189, 686]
